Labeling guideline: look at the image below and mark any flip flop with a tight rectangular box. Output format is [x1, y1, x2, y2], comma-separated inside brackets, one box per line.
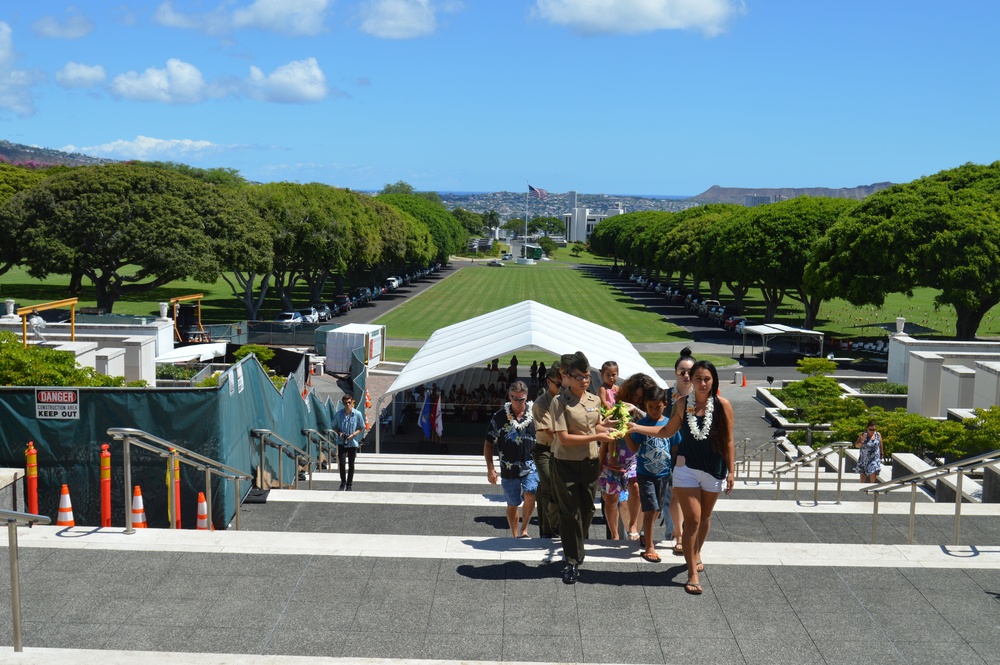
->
[684, 580, 703, 595]
[628, 532, 640, 541]
[695, 561, 704, 572]
[672, 543, 684, 555]
[640, 551, 661, 563]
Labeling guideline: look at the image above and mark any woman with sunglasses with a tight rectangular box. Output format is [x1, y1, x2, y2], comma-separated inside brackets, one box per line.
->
[855, 420, 884, 483]
[550, 351, 616, 584]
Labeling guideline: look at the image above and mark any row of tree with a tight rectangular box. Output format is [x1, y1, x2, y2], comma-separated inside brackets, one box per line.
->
[589, 161, 1000, 339]
[0, 164, 481, 319]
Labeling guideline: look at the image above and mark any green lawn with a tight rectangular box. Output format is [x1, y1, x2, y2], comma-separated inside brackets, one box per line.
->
[373, 262, 689, 343]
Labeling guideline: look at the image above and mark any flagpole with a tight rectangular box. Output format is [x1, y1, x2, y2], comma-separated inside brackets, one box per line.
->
[524, 182, 529, 258]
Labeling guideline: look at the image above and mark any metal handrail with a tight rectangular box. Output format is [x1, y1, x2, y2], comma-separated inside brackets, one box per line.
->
[302, 428, 335, 471]
[107, 428, 252, 534]
[1, 509, 51, 652]
[771, 442, 852, 504]
[251, 429, 320, 490]
[860, 448, 1000, 546]
[736, 436, 782, 483]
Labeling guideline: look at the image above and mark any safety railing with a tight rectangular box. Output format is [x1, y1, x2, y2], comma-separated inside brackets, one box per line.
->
[302, 428, 336, 471]
[107, 428, 253, 534]
[860, 449, 1000, 545]
[736, 436, 782, 483]
[250, 429, 321, 490]
[771, 442, 853, 504]
[2, 508, 51, 652]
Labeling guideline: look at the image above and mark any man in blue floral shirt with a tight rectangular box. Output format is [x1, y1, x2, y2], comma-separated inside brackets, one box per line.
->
[484, 381, 538, 538]
[333, 394, 366, 491]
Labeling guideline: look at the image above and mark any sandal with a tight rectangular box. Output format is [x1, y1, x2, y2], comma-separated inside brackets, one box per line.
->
[695, 561, 704, 572]
[672, 542, 684, 556]
[684, 579, 703, 595]
[640, 551, 661, 563]
[628, 532, 640, 541]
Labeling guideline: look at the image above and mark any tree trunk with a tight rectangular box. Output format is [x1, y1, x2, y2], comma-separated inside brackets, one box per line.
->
[726, 282, 750, 314]
[708, 278, 722, 300]
[954, 305, 989, 340]
[68, 271, 84, 295]
[760, 286, 785, 323]
[788, 286, 823, 329]
[92, 275, 116, 313]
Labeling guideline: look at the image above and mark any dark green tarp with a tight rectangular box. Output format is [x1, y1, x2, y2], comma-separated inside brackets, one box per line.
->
[0, 357, 338, 529]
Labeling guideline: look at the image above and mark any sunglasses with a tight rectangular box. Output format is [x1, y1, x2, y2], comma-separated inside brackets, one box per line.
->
[569, 374, 590, 382]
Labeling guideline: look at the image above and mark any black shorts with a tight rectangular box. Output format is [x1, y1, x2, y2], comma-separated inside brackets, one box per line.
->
[635, 474, 670, 513]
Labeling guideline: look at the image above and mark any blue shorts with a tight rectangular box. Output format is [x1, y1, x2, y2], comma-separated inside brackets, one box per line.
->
[501, 471, 539, 507]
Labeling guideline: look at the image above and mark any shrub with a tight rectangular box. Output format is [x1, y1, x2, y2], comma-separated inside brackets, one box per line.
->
[860, 382, 907, 394]
[156, 364, 200, 380]
[195, 372, 221, 388]
[234, 344, 275, 365]
[771, 376, 866, 426]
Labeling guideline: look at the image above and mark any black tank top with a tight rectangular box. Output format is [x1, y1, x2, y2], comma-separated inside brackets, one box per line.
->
[678, 403, 727, 480]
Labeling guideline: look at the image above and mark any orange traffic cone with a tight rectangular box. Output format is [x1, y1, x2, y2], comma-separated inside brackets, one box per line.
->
[56, 484, 75, 527]
[365, 390, 372, 408]
[741, 374, 747, 388]
[364, 414, 370, 430]
[131, 485, 148, 528]
[196, 492, 211, 530]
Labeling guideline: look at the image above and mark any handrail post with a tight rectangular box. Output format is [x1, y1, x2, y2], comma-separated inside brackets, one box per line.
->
[871, 492, 880, 544]
[813, 453, 820, 505]
[166, 450, 177, 530]
[775, 471, 781, 500]
[204, 468, 213, 530]
[259, 432, 266, 490]
[793, 464, 800, 503]
[954, 470, 963, 546]
[836, 446, 844, 504]
[123, 434, 134, 534]
[8, 519, 23, 652]
[908, 481, 917, 544]
[233, 477, 241, 530]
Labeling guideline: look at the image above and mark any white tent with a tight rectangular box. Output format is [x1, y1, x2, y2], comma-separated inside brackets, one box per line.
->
[740, 323, 825, 365]
[385, 300, 666, 396]
[155, 342, 227, 363]
[376, 300, 666, 451]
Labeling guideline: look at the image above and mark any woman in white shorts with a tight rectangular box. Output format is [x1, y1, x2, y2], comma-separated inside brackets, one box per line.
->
[629, 360, 734, 595]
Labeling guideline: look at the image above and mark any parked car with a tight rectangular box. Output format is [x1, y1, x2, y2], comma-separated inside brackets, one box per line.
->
[724, 315, 747, 332]
[312, 303, 333, 321]
[333, 294, 352, 314]
[274, 311, 302, 325]
[735, 319, 752, 335]
[385, 276, 400, 290]
[296, 307, 319, 324]
[698, 299, 720, 316]
[352, 287, 371, 306]
[369, 284, 383, 300]
[501, 253, 513, 260]
[487, 259, 504, 267]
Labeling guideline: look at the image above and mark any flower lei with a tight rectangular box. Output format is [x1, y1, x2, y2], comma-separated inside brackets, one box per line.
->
[686, 395, 714, 441]
[504, 401, 534, 431]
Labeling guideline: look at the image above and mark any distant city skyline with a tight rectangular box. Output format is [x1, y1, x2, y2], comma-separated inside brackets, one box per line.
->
[2, 2, 998, 195]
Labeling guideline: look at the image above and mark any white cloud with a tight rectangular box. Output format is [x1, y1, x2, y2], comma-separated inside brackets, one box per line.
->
[532, 0, 744, 36]
[33, 11, 95, 39]
[247, 57, 327, 103]
[109, 59, 215, 104]
[154, 0, 329, 37]
[0, 22, 37, 116]
[233, 0, 329, 36]
[62, 136, 231, 161]
[359, 0, 438, 39]
[55, 62, 106, 88]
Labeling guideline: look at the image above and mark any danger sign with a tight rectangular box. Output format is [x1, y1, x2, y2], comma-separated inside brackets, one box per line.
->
[35, 389, 80, 420]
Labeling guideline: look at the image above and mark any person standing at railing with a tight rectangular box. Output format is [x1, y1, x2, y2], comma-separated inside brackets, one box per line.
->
[855, 420, 884, 484]
[333, 394, 366, 491]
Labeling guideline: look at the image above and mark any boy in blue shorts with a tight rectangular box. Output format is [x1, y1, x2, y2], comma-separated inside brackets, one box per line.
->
[626, 385, 673, 562]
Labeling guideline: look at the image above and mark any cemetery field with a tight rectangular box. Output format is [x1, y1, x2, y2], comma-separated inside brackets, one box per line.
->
[373, 261, 688, 343]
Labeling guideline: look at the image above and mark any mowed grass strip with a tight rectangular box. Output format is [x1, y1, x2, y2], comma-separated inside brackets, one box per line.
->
[374, 262, 688, 342]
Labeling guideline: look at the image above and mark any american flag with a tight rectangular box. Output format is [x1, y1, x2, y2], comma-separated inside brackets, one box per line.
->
[528, 184, 548, 201]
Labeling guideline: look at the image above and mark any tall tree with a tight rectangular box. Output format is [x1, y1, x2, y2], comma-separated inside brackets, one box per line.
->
[5, 164, 261, 313]
[379, 193, 467, 264]
[807, 162, 1000, 339]
[0, 163, 60, 278]
[452, 207, 484, 236]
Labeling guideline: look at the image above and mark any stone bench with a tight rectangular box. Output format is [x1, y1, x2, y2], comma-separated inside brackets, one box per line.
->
[892, 452, 981, 503]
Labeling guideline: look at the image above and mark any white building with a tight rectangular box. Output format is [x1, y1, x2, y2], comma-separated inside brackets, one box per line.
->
[562, 190, 625, 243]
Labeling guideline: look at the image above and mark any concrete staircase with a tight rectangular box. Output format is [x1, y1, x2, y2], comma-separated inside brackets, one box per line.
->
[3, 453, 1000, 664]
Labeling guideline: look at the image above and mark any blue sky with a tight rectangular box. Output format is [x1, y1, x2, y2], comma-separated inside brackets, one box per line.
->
[1, 1, 998, 196]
